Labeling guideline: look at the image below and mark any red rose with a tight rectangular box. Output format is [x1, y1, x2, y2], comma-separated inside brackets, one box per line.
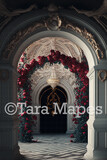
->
[67, 61, 72, 69]
[30, 59, 36, 65]
[60, 54, 65, 60]
[25, 64, 30, 69]
[50, 50, 55, 56]
[23, 92, 28, 96]
[84, 102, 87, 106]
[72, 118, 77, 121]
[52, 51, 60, 61]
[21, 68, 28, 76]
[76, 96, 79, 99]
[70, 134, 74, 138]
[60, 59, 67, 66]
[23, 96, 27, 99]
[70, 69, 73, 72]
[28, 130, 32, 133]
[20, 57, 24, 62]
[55, 51, 60, 55]
[81, 100, 84, 104]
[17, 75, 27, 87]
[74, 121, 78, 124]
[18, 98, 21, 101]
[18, 81, 25, 87]
[18, 69, 22, 74]
[71, 57, 76, 63]
[47, 55, 54, 63]
[38, 56, 46, 66]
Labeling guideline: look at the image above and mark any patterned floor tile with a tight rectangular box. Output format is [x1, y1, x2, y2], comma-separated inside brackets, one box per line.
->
[19, 134, 87, 160]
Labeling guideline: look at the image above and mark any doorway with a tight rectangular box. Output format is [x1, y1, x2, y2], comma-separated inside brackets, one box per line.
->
[39, 85, 67, 133]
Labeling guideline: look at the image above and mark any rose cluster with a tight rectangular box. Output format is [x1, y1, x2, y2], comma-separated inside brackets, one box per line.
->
[17, 50, 89, 142]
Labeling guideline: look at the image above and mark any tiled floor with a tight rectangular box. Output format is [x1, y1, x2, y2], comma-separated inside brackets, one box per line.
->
[19, 134, 87, 160]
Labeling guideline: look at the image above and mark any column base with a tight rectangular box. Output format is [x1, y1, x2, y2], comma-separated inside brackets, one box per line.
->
[66, 130, 75, 134]
[84, 146, 107, 160]
[0, 145, 20, 160]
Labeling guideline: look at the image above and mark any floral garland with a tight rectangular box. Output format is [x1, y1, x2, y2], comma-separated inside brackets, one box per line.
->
[17, 50, 89, 142]
[70, 56, 89, 143]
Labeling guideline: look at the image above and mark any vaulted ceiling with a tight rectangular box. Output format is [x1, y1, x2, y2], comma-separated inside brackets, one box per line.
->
[25, 37, 83, 63]
[18, 37, 80, 92]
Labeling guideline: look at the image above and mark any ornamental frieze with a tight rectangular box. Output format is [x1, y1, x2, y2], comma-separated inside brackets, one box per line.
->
[62, 20, 104, 60]
[1, 22, 45, 60]
[1, 15, 104, 62]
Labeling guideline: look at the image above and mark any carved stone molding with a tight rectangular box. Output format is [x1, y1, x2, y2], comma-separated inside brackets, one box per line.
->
[2, 22, 45, 60]
[45, 15, 62, 31]
[98, 70, 107, 82]
[1, 15, 104, 62]
[63, 21, 104, 60]
[30, 63, 76, 90]
[24, 37, 83, 64]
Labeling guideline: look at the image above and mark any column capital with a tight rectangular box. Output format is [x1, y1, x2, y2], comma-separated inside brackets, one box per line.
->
[94, 60, 107, 82]
[94, 59, 107, 70]
[87, 61, 107, 82]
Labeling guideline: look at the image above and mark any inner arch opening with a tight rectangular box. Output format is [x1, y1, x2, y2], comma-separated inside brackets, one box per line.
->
[39, 85, 68, 133]
[14, 31, 97, 71]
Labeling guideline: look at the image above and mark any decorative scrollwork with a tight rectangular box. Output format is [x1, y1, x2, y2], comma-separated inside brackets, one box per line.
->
[2, 22, 45, 60]
[98, 70, 107, 82]
[30, 63, 76, 88]
[1, 15, 104, 62]
[64, 23, 104, 60]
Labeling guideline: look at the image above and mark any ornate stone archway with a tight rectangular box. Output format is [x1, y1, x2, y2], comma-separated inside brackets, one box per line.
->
[0, 9, 107, 160]
[31, 74, 76, 134]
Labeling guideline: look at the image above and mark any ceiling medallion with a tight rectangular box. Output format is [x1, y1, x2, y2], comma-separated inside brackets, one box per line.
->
[47, 66, 60, 89]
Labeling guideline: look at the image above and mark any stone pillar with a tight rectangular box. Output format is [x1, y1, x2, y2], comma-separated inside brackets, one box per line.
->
[0, 65, 20, 160]
[66, 103, 75, 134]
[84, 60, 107, 160]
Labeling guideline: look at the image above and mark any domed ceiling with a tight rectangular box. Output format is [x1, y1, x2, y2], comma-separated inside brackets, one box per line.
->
[24, 37, 83, 63]
[18, 37, 83, 92]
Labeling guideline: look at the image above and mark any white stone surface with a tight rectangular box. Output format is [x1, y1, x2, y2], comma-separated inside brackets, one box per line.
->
[24, 37, 83, 63]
